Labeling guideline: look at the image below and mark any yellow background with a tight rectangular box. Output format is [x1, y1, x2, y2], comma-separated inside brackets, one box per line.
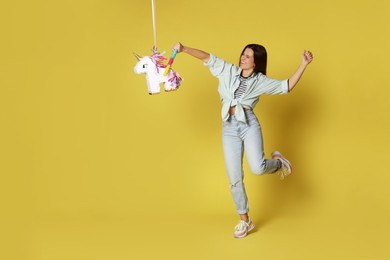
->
[1, 0, 390, 259]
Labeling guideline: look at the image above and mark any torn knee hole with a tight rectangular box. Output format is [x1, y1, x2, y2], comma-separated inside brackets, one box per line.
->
[230, 180, 242, 188]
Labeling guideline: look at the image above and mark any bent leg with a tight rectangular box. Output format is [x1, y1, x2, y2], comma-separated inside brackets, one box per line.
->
[243, 113, 280, 175]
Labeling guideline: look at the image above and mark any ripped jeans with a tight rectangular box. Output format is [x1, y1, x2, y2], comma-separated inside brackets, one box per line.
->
[222, 109, 279, 214]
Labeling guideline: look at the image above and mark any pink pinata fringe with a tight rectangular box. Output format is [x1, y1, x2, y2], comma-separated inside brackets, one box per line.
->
[168, 71, 182, 88]
[150, 50, 167, 73]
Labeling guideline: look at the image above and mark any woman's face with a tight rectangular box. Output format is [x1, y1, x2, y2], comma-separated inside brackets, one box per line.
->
[240, 48, 255, 71]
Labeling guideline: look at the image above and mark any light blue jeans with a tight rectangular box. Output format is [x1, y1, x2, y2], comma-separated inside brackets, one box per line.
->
[222, 109, 279, 214]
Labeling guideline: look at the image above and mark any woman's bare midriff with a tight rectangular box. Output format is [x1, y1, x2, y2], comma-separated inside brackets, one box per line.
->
[229, 106, 250, 115]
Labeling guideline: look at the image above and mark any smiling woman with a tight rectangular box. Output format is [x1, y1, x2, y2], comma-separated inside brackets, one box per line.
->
[172, 42, 313, 238]
[239, 44, 267, 77]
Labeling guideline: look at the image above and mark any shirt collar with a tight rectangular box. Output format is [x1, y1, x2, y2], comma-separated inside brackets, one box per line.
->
[233, 68, 242, 77]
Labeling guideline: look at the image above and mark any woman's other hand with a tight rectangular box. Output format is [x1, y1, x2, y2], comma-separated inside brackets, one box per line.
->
[302, 50, 313, 66]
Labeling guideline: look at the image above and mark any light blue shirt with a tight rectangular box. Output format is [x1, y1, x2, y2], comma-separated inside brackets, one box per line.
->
[204, 54, 289, 123]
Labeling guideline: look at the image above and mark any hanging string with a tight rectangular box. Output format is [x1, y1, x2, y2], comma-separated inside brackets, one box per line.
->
[151, 0, 157, 50]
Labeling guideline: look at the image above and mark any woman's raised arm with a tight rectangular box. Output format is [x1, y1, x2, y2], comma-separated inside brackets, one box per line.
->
[173, 42, 210, 63]
[288, 50, 314, 92]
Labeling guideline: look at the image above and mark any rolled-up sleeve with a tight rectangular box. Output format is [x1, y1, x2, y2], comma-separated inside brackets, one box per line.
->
[203, 54, 232, 78]
[260, 76, 289, 95]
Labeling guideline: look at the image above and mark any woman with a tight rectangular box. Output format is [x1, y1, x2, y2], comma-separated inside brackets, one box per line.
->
[173, 42, 313, 238]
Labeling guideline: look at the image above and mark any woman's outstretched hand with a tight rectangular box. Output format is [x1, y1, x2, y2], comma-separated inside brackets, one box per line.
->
[173, 42, 184, 53]
[302, 50, 313, 66]
[171, 43, 210, 62]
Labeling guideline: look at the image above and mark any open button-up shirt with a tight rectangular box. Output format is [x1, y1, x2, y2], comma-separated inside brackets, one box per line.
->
[204, 54, 289, 123]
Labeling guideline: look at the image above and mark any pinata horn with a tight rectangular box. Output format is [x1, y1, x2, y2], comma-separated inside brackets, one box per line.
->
[133, 53, 142, 61]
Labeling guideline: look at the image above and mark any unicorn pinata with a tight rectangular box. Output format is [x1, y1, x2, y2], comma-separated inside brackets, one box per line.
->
[134, 50, 182, 95]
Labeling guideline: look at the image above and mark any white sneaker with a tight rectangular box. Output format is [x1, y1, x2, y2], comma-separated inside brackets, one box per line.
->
[234, 218, 255, 238]
[271, 151, 292, 180]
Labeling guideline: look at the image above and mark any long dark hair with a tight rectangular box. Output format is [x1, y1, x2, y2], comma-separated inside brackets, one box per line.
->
[239, 44, 267, 75]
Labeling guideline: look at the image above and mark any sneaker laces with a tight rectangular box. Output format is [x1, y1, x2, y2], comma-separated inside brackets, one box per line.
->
[278, 165, 289, 180]
[235, 220, 249, 232]
[276, 159, 289, 180]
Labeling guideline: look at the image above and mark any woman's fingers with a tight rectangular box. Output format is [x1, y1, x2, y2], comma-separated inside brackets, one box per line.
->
[173, 42, 183, 53]
[303, 50, 313, 64]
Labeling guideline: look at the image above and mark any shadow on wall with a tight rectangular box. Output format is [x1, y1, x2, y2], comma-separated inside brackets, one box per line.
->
[253, 83, 322, 227]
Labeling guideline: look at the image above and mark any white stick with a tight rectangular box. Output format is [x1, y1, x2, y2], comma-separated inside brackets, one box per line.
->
[151, 0, 157, 49]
